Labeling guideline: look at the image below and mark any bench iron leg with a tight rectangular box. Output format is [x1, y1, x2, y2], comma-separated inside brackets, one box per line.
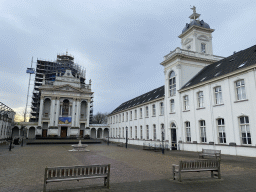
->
[211, 171, 214, 178]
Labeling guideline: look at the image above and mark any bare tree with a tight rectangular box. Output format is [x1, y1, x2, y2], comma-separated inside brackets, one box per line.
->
[92, 112, 108, 124]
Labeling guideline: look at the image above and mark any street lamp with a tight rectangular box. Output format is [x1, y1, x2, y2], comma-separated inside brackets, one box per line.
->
[9, 128, 13, 151]
[161, 125, 165, 155]
[125, 126, 128, 148]
[21, 126, 25, 147]
[107, 129, 109, 146]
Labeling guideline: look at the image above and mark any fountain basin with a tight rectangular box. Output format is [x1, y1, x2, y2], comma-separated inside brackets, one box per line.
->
[69, 140, 90, 152]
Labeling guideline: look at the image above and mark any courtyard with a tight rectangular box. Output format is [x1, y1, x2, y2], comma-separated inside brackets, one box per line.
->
[0, 142, 256, 192]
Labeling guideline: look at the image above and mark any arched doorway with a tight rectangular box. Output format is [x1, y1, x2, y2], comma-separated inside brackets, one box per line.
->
[97, 128, 102, 138]
[103, 128, 109, 138]
[170, 123, 177, 150]
[91, 128, 96, 138]
[12, 126, 19, 137]
[28, 127, 36, 139]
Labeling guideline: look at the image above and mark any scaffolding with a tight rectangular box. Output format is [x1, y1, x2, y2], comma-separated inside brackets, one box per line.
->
[0, 102, 15, 122]
[29, 53, 93, 123]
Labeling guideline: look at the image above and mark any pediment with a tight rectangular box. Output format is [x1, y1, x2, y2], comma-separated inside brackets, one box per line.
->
[197, 35, 209, 41]
[183, 38, 193, 45]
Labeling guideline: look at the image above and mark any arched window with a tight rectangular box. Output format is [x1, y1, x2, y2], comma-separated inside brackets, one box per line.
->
[62, 99, 69, 116]
[169, 71, 176, 96]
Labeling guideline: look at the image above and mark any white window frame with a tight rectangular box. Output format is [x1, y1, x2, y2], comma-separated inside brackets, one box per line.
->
[130, 127, 132, 138]
[214, 86, 223, 104]
[122, 127, 124, 138]
[126, 112, 128, 122]
[152, 104, 156, 116]
[217, 118, 226, 144]
[119, 114, 121, 123]
[199, 120, 207, 143]
[235, 79, 246, 101]
[135, 126, 137, 139]
[134, 110, 137, 119]
[185, 121, 191, 142]
[153, 124, 156, 140]
[184, 95, 189, 110]
[140, 126, 143, 139]
[145, 106, 149, 117]
[146, 125, 149, 140]
[169, 71, 176, 96]
[197, 91, 204, 108]
[160, 102, 164, 115]
[140, 108, 143, 118]
[170, 99, 175, 113]
[239, 116, 251, 144]
[130, 111, 132, 120]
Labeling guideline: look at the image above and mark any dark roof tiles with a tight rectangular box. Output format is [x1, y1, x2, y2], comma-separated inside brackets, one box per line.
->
[110, 86, 164, 115]
[182, 44, 256, 89]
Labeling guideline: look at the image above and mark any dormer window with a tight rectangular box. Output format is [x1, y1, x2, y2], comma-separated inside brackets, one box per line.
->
[201, 43, 206, 53]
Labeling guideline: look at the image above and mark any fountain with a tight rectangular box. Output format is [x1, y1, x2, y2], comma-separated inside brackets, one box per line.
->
[69, 140, 90, 152]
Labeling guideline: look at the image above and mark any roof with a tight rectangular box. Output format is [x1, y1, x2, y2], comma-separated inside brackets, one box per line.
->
[182, 19, 210, 34]
[110, 86, 165, 115]
[181, 44, 256, 89]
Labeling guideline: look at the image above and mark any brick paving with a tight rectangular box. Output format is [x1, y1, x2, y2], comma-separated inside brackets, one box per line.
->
[0, 142, 256, 192]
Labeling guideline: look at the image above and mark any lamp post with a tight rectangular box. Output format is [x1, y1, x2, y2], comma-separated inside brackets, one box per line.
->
[107, 129, 109, 146]
[125, 126, 128, 148]
[21, 126, 24, 147]
[9, 128, 13, 151]
[161, 126, 165, 155]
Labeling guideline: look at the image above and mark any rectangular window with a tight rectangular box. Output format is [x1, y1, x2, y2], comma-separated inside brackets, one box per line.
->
[170, 99, 175, 112]
[130, 127, 132, 138]
[161, 124, 165, 140]
[197, 91, 204, 108]
[236, 80, 246, 100]
[113, 116, 115, 124]
[152, 104, 156, 116]
[119, 128, 121, 138]
[135, 110, 137, 119]
[160, 102, 164, 115]
[116, 115, 118, 123]
[119, 114, 121, 123]
[116, 128, 118, 137]
[126, 112, 128, 122]
[201, 43, 206, 53]
[240, 116, 251, 144]
[145, 106, 149, 117]
[217, 119, 226, 143]
[200, 120, 207, 143]
[185, 122, 191, 142]
[215, 86, 223, 104]
[122, 113, 124, 122]
[140, 126, 143, 139]
[122, 127, 124, 138]
[184, 95, 189, 110]
[146, 125, 149, 140]
[130, 111, 132, 120]
[153, 124, 156, 140]
[140, 108, 143, 118]
[135, 126, 137, 139]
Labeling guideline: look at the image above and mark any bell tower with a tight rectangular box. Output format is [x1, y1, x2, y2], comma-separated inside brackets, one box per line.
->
[179, 6, 214, 55]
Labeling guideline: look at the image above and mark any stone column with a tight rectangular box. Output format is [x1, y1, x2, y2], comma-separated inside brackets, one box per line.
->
[71, 98, 76, 127]
[55, 97, 60, 126]
[76, 99, 81, 127]
[50, 98, 56, 126]
[86, 100, 90, 127]
[38, 96, 44, 127]
[96, 128, 98, 139]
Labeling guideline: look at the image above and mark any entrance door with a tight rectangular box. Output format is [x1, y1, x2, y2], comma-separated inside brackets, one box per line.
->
[171, 128, 177, 150]
[80, 130, 84, 137]
[61, 127, 67, 138]
[42, 129, 47, 138]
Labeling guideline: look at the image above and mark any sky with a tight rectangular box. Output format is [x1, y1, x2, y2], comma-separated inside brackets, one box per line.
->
[1, 0, 256, 120]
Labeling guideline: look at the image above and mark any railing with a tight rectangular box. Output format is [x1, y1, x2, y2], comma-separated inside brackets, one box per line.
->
[45, 81, 54, 85]
[164, 47, 224, 61]
[80, 84, 90, 89]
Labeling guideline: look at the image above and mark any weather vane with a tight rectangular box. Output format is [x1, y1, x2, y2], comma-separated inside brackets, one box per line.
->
[190, 6, 196, 14]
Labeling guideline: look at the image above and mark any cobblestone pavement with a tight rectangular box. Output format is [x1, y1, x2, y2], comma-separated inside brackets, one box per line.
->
[0, 142, 256, 192]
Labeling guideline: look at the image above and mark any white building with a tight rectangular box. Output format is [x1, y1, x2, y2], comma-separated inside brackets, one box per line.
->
[108, 7, 256, 157]
[0, 102, 15, 143]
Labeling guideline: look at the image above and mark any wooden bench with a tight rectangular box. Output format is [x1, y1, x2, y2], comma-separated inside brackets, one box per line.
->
[43, 164, 110, 192]
[199, 149, 221, 160]
[173, 160, 221, 182]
